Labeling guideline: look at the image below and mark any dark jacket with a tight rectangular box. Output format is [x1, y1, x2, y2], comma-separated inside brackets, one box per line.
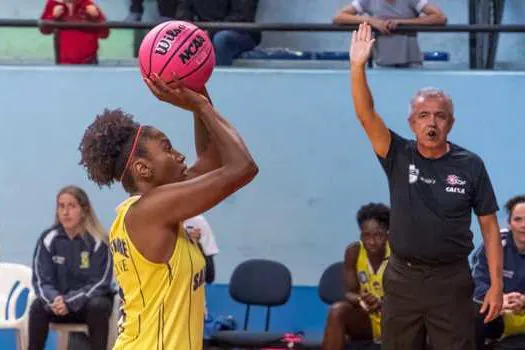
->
[31, 224, 113, 313]
[175, 0, 261, 44]
[472, 229, 525, 303]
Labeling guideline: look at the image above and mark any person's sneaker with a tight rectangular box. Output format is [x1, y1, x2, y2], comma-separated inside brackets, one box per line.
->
[124, 12, 142, 22]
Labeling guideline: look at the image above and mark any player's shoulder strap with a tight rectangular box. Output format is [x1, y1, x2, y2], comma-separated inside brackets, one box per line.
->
[356, 240, 367, 270]
[111, 195, 142, 239]
[115, 195, 141, 217]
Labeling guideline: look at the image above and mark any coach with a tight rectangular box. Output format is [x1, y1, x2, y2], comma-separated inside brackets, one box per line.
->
[347, 23, 503, 350]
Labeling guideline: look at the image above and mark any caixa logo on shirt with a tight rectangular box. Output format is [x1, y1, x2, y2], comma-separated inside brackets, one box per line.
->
[445, 174, 467, 194]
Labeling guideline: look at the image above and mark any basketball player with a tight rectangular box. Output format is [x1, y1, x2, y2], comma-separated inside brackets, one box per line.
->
[349, 23, 503, 349]
[322, 203, 391, 350]
[78, 74, 258, 350]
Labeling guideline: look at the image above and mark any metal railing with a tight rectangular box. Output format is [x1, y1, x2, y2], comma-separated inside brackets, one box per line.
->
[2, 20, 525, 32]
[1, 18, 523, 69]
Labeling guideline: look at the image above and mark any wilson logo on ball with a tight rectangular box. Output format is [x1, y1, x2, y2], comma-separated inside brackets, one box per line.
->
[154, 25, 187, 55]
[179, 35, 206, 64]
[139, 20, 216, 91]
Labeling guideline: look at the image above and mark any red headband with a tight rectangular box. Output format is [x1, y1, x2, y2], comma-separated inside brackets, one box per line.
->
[119, 125, 143, 182]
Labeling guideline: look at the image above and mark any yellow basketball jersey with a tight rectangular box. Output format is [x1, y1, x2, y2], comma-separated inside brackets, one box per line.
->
[356, 241, 390, 341]
[109, 196, 206, 350]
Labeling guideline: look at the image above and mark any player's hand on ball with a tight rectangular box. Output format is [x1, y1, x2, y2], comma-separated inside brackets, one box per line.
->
[350, 22, 375, 67]
[145, 73, 209, 112]
[481, 285, 503, 323]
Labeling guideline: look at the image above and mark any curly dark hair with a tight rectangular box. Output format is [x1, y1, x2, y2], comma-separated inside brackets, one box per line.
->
[505, 195, 525, 221]
[78, 109, 151, 193]
[356, 202, 390, 230]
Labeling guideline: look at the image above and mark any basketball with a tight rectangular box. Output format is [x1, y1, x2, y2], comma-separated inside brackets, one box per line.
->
[138, 21, 216, 91]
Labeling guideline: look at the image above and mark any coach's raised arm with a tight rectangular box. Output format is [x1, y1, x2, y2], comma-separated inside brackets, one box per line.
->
[349, 23, 391, 159]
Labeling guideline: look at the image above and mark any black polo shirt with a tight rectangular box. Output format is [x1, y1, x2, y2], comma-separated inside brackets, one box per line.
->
[378, 130, 499, 264]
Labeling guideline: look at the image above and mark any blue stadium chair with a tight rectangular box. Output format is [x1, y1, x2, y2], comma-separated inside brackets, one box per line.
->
[299, 262, 344, 350]
[210, 259, 292, 348]
[317, 262, 346, 305]
[299, 262, 379, 350]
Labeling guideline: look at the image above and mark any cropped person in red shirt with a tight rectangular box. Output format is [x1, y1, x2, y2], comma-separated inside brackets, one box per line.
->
[40, 0, 110, 65]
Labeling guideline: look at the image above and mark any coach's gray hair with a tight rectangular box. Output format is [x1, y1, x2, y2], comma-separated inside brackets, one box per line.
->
[409, 87, 454, 116]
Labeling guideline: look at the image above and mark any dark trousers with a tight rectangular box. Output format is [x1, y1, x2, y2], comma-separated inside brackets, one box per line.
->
[130, 0, 178, 17]
[211, 30, 257, 66]
[382, 255, 476, 350]
[28, 296, 113, 350]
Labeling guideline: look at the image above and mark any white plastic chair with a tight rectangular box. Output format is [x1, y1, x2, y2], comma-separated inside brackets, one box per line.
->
[49, 293, 120, 350]
[0, 263, 34, 350]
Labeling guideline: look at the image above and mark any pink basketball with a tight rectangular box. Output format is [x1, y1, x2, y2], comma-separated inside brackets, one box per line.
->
[138, 21, 215, 91]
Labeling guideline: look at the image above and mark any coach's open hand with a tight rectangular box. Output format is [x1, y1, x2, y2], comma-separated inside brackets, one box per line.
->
[145, 73, 210, 112]
[480, 285, 503, 323]
[350, 22, 375, 67]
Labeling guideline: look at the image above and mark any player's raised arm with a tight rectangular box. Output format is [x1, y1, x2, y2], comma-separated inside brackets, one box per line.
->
[133, 75, 258, 228]
[185, 87, 223, 178]
[350, 22, 391, 158]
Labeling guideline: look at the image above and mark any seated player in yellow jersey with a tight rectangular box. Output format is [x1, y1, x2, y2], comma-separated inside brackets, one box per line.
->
[78, 74, 258, 350]
[473, 195, 525, 349]
[322, 203, 391, 350]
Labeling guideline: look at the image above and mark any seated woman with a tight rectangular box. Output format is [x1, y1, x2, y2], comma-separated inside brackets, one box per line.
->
[473, 194, 525, 349]
[322, 203, 391, 349]
[29, 185, 114, 350]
